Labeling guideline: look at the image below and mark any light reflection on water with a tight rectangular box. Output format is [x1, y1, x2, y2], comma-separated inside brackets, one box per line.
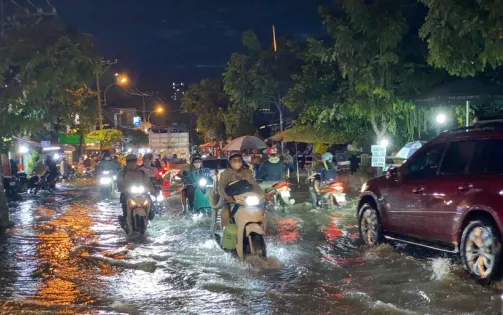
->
[0, 183, 501, 314]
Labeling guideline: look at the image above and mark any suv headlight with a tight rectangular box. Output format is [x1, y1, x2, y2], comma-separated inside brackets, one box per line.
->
[361, 182, 368, 193]
[199, 178, 207, 187]
[130, 185, 145, 194]
[245, 196, 260, 206]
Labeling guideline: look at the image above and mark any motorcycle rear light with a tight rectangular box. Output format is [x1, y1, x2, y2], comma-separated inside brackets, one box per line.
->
[158, 172, 163, 176]
[331, 183, 344, 193]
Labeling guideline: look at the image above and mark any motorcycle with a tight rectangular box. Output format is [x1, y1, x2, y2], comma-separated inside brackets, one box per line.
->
[122, 185, 152, 236]
[310, 176, 347, 209]
[30, 172, 58, 195]
[262, 181, 295, 211]
[98, 170, 116, 198]
[211, 180, 267, 260]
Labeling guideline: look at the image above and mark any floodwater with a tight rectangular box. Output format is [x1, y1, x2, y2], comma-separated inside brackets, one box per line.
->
[0, 180, 502, 314]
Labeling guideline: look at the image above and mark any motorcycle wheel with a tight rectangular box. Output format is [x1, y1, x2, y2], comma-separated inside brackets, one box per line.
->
[250, 233, 267, 259]
[139, 216, 147, 235]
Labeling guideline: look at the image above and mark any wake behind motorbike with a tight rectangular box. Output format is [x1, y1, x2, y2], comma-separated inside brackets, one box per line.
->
[29, 172, 58, 195]
[211, 180, 267, 260]
[121, 185, 152, 236]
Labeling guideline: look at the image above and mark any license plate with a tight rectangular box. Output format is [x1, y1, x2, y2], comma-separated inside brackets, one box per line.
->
[333, 193, 346, 205]
[280, 191, 291, 198]
[9, 182, 16, 187]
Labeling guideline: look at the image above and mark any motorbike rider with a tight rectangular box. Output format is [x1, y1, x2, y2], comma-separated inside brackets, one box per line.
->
[218, 153, 264, 229]
[180, 153, 204, 212]
[310, 152, 338, 208]
[139, 153, 158, 178]
[117, 154, 155, 220]
[45, 155, 58, 184]
[97, 151, 122, 174]
[257, 147, 284, 190]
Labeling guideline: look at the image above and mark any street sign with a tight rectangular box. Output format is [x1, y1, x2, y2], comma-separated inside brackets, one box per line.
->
[41, 141, 51, 148]
[371, 145, 386, 167]
[133, 116, 141, 127]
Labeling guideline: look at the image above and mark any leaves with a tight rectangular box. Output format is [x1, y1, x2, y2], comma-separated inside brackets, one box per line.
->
[87, 129, 123, 146]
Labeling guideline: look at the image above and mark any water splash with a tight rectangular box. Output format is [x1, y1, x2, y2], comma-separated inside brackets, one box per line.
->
[429, 257, 453, 281]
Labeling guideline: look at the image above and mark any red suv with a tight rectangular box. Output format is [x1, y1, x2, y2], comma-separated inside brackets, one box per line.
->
[358, 120, 503, 282]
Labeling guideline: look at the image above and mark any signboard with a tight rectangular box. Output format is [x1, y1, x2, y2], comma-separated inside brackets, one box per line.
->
[41, 141, 51, 148]
[371, 145, 386, 168]
[133, 116, 141, 127]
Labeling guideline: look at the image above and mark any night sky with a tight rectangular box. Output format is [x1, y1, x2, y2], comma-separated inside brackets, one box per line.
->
[53, 0, 331, 88]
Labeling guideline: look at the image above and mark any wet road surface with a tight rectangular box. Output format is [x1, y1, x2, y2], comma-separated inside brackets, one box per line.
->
[0, 180, 502, 314]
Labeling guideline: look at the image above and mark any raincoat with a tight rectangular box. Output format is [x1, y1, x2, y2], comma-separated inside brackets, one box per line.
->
[182, 167, 210, 211]
[257, 156, 283, 182]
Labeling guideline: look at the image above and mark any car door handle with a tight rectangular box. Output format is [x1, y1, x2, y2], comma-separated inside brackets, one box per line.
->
[458, 184, 473, 191]
[412, 187, 424, 193]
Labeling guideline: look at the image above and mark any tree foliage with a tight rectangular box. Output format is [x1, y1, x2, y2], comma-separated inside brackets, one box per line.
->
[182, 78, 228, 139]
[122, 128, 149, 147]
[420, 0, 503, 76]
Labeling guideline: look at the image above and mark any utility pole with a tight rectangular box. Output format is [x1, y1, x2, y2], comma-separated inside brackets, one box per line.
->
[96, 59, 117, 130]
[272, 25, 284, 153]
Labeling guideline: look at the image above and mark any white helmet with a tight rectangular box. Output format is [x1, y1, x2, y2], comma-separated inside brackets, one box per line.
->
[322, 152, 333, 162]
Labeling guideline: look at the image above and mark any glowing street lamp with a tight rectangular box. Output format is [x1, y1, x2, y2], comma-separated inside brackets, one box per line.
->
[18, 146, 29, 154]
[104, 73, 129, 106]
[380, 138, 390, 147]
[145, 105, 166, 133]
[436, 113, 447, 124]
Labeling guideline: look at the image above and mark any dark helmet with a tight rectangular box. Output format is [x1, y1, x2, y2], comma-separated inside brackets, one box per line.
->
[126, 154, 138, 163]
[103, 151, 111, 160]
[143, 153, 154, 160]
[190, 153, 202, 163]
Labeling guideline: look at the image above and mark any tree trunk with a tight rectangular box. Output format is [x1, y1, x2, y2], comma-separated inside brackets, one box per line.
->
[0, 157, 13, 229]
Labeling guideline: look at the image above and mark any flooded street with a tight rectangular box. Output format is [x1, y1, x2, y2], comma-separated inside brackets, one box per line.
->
[0, 180, 502, 314]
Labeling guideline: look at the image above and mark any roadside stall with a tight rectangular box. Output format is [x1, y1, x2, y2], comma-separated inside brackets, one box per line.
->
[267, 128, 334, 186]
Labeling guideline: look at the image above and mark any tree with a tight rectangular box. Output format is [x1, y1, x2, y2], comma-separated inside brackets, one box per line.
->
[122, 128, 149, 147]
[0, 12, 100, 228]
[420, 0, 503, 76]
[223, 30, 299, 136]
[182, 78, 228, 139]
[87, 129, 123, 147]
[318, 0, 440, 143]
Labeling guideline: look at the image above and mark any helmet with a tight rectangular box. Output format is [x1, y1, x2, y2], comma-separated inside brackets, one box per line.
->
[190, 153, 202, 163]
[126, 154, 138, 162]
[103, 152, 111, 160]
[322, 152, 333, 162]
[143, 153, 153, 160]
[266, 147, 278, 155]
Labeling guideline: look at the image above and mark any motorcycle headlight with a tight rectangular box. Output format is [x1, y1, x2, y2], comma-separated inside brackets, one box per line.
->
[245, 196, 260, 206]
[103, 171, 110, 175]
[198, 178, 207, 187]
[128, 199, 137, 207]
[143, 199, 149, 206]
[130, 185, 145, 194]
[100, 177, 111, 185]
[113, 176, 117, 180]
[157, 194, 164, 202]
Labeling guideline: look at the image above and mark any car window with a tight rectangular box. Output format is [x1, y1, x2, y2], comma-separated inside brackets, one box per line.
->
[404, 143, 446, 180]
[487, 139, 503, 174]
[469, 140, 490, 174]
[439, 141, 476, 175]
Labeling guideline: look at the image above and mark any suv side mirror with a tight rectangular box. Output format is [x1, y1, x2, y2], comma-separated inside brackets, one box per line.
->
[386, 166, 398, 179]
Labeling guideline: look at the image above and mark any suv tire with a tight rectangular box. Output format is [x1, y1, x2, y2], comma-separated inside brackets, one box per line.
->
[460, 219, 502, 283]
[358, 203, 383, 245]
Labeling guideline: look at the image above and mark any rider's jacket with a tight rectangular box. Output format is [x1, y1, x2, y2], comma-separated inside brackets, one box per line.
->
[257, 156, 283, 182]
[139, 163, 158, 178]
[116, 166, 155, 194]
[98, 160, 122, 174]
[316, 161, 337, 182]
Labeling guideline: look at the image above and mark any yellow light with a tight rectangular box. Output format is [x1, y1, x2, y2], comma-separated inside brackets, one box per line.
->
[117, 75, 129, 85]
[156, 107, 164, 113]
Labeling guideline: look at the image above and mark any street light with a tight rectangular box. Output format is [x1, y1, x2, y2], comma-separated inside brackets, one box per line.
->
[103, 74, 129, 106]
[145, 105, 165, 133]
[18, 146, 28, 154]
[380, 138, 390, 147]
[436, 113, 447, 124]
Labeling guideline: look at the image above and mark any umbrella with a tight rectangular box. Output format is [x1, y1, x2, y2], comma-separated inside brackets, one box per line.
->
[267, 127, 333, 144]
[395, 141, 426, 159]
[222, 136, 267, 151]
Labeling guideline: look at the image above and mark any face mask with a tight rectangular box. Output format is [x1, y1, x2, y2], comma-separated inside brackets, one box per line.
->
[243, 156, 251, 163]
[105, 157, 111, 161]
[231, 162, 242, 170]
[144, 162, 151, 167]
[193, 162, 202, 169]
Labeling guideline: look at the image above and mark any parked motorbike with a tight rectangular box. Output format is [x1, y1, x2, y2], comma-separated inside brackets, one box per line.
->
[98, 170, 116, 198]
[262, 181, 295, 211]
[211, 180, 267, 260]
[121, 185, 152, 236]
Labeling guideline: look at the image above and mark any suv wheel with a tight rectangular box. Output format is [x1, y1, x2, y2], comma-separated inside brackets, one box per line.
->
[460, 220, 502, 283]
[358, 203, 383, 245]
